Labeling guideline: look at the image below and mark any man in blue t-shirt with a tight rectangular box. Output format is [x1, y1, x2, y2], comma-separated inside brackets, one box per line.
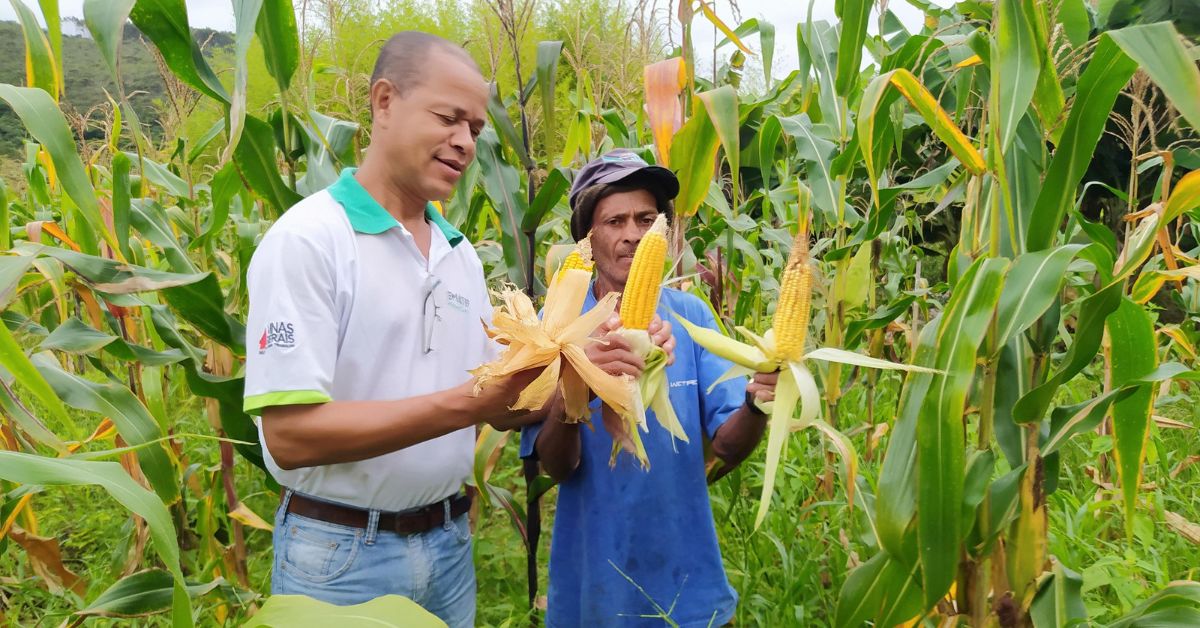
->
[520, 150, 778, 627]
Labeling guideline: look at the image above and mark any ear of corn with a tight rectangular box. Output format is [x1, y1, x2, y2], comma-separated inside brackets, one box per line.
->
[557, 235, 595, 281]
[771, 229, 812, 361]
[669, 215, 937, 528]
[614, 213, 687, 449]
[559, 250, 590, 273]
[620, 214, 668, 330]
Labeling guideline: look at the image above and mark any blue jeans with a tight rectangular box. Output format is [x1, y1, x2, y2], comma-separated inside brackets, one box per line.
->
[271, 490, 476, 627]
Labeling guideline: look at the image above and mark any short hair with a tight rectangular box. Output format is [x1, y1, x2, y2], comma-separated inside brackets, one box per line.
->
[370, 31, 481, 99]
[570, 178, 674, 242]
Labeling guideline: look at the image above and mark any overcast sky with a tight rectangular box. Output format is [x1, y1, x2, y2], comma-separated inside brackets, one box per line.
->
[1, 0, 947, 80]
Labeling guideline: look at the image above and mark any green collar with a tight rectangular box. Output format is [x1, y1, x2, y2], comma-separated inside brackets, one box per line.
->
[328, 168, 464, 247]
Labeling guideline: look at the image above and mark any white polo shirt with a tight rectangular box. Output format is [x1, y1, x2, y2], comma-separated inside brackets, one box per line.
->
[244, 168, 495, 511]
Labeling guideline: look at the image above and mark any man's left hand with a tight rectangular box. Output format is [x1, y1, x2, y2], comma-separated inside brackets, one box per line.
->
[647, 315, 676, 366]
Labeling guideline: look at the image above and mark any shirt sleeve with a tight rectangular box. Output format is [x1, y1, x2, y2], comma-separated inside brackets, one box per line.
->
[688, 297, 748, 440]
[243, 227, 339, 415]
[519, 422, 542, 459]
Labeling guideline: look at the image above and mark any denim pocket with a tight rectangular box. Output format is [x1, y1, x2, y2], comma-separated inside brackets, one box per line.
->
[279, 515, 362, 583]
[451, 512, 472, 544]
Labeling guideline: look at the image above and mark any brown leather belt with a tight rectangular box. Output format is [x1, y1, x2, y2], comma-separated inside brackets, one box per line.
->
[285, 492, 472, 536]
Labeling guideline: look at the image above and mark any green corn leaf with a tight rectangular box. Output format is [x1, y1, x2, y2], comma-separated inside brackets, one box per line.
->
[32, 353, 178, 504]
[876, 317, 941, 560]
[779, 114, 838, 223]
[1043, 363, 1200, 455]
[991, 0, 1040, 154]
[522, 167, 570, 232]
[0, 84, 116, 254]
[536, 41, 563, 156]
[83, 0, 136, 82]
[9, 0, 59, 99]
[1107, 297, 1157, 540]
[129, 0, 230, 104]
[698, 86, 740, 204]
[1025, 36, 1137, 251]
[1108, 582, 1200, 628]
[79, 569, 227, 618]
[1029, 562, 1087, 628]
[1107, 23, 1200, 132]
[474, 128, 530, 286]
[669, 97, 721, 218]
[917, 257, 1008, 610]
[1013, 279, 1123, 424]
[225, 0, 264, 164]
[0, 452, 192, 627]
[756, 114, 783, 188]
[244, 594, 443, 627]
[37, 0, 62, 85]
[994, 245, 1083, 349]
[836, 551, 916, 628]
[256, 0, 300, 92]
[835, 0, 871, 99]
[233, 115, 303, 217]
[0, 318, 77, 443]
[486, 83, 532, 171]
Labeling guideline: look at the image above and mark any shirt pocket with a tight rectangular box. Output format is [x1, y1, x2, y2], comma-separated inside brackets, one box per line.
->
[280, 515, 363, 583]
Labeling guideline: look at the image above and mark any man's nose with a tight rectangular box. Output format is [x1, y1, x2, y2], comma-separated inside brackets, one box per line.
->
[622, 226, 642, 246]
[449, 122, 473, 153]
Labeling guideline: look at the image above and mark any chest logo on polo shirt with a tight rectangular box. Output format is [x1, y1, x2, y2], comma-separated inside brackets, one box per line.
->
[446, 290, 470, 313]
[258, 321, 296, 353]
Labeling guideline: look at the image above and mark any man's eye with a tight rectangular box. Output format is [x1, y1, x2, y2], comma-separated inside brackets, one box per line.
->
[435, 113, 454, 124]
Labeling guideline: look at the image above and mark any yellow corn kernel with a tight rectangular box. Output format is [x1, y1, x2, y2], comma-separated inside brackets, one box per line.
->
[619, 214, 668, 330]
[559, 251, 591, 273]
[772, 230, 812, 361]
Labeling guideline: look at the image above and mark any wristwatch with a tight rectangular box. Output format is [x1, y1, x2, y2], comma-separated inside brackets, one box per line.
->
[746, 390, 768, 416]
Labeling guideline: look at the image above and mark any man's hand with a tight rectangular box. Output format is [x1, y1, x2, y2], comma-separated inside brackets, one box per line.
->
[584, 314, 645, 377]
[472, 367, 547, 431]
[647, 314, 676, 366]
[747, 370, 780, 405]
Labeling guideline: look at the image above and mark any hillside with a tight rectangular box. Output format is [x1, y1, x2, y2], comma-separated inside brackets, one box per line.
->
[0, 18, 233, 157]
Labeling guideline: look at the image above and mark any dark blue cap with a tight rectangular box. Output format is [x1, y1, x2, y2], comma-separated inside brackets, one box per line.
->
[568, 149, 679, 240]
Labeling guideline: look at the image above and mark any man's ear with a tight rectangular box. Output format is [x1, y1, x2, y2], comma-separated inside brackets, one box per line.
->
[369, 79, 396, 123]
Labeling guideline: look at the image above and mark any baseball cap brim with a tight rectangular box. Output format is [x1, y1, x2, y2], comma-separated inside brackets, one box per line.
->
[569, 164, 680, 209]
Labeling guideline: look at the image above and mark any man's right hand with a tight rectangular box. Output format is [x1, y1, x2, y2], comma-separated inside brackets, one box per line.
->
[471, 367, 548, 431]
[584, 314, 645, 378]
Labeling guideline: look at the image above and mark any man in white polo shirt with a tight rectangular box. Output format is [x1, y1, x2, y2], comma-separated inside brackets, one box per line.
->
[243, 32, 540, 625]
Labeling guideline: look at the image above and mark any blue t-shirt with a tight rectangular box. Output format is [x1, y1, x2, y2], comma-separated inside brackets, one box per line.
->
[520, 286, 747, 627]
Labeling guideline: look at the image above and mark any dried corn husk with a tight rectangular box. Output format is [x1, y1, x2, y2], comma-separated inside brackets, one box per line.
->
[472, 268, 645, 464]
